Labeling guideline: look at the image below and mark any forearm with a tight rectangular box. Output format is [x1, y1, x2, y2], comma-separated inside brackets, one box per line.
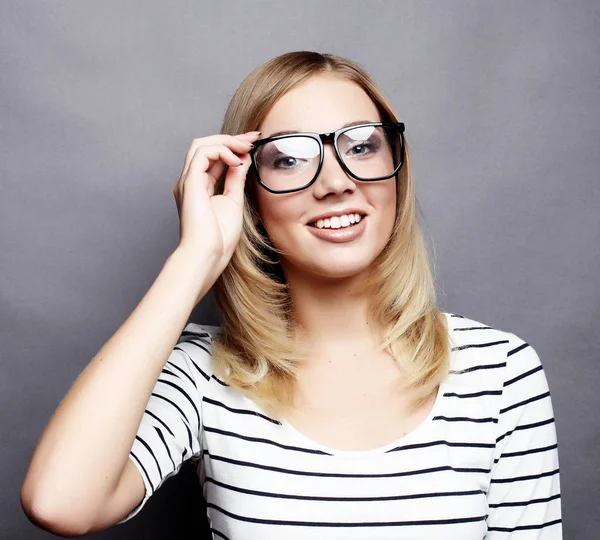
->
[21, 248, 216, 525]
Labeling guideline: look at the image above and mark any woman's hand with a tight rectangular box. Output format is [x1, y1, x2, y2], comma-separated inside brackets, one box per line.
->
[173, 131, 261, 275]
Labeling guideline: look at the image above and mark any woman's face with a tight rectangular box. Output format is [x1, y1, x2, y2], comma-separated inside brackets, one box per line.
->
[254, 74, 398, 282]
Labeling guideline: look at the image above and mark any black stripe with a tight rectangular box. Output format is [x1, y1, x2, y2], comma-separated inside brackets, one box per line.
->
[150, 392, 195, 448]
[433, 415, 497, 424]
[507, 342, 530, 356]
[183, 417, 194, 449]
[174, 346, 210, 381]
[144, 408, 175, 437]
[453, 339, 509, 352]
[182, 338, 211, 355]
[496, 417, 555, 443]
[129, 450, 155, 493]
[161, 368, 178, 380]
[503, 364, 543, 387]
[206, 452, 489, 478]
[134, 435, 162, 478]
[487, 518, 561, 532]
[449, 361, 507, 375]
[207, 501, 486, 527]
[386, 439, 495, 453]
[488, 493, 561, 508]
[495, 443, 558, 461]
[210, 528, 231, 540]
[499, 391, 550, 414]
[203, 425, 332, 455]
[202, 396, 281, 425]
[211, 374, 230, 386]
[206, 475, 485, 502]
[153, 426, 176, 471]
[156, 379, 201, 430]
[453, 326, 493, 331]
[180, 330, 209, 340]
[165, 358, 197, 389]
[490, 467, 559, 484]
[443, 390, 502, 398]
[450, 314, 466, 318]
[179, 337, 230, 387]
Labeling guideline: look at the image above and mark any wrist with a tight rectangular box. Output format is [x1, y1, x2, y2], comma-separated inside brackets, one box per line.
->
[167, 247, 219, 294]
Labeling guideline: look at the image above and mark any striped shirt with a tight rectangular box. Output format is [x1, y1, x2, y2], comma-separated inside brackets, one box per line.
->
[118, 311, 562, 539]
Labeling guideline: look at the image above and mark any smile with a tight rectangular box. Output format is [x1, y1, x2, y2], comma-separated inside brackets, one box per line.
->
[309, 213, 364, 230]
[306, 215, 367, 243]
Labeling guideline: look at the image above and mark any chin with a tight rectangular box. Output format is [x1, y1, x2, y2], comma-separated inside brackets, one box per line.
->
[303, 256, 376, 281]
[275, 235, 383, 281]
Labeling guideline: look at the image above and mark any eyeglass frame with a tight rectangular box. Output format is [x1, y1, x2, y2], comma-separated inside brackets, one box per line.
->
[248, 121, 406, 194]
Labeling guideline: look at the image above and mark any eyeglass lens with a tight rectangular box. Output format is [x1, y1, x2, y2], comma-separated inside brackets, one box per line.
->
[254, 125, 402, 192]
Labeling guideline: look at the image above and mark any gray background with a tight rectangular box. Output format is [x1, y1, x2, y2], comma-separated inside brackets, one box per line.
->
[2, 1, 598, 538]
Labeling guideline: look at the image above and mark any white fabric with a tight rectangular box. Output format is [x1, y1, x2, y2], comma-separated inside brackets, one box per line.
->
[118, 311, 562, 539]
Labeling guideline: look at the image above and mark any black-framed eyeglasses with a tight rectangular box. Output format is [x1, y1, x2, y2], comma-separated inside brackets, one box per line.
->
[248, 121, 405, 194]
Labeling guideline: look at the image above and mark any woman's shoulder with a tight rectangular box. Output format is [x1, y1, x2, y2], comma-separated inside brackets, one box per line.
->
[442, 310, 544, 389]
[161, 322, 223, 385]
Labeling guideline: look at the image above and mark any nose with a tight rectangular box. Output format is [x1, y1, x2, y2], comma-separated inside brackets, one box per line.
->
[311, 142, 357, 198]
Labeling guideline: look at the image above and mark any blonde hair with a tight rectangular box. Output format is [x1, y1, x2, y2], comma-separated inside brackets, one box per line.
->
[211, 51, 452, 420]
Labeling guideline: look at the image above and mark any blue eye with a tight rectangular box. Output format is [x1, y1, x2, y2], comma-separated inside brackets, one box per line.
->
[273, 155, 300, 169]
[351, 144, 368, 155]
[348, 141, 377, 157]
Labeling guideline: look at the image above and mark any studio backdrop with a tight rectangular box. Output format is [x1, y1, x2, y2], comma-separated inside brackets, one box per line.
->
[2, 1, 599, 539]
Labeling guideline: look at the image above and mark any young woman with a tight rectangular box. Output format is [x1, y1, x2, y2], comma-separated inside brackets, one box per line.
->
[21, 51, 562, 539]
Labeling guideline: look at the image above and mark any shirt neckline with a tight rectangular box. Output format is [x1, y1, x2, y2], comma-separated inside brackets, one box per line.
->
[279, 311, 452, 458]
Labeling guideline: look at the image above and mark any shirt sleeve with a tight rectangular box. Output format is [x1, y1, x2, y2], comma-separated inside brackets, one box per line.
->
[116, 326, 215, 524]
[486, 332, 562, 538]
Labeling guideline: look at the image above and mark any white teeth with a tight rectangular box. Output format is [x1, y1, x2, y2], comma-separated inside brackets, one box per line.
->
[315, 213, 363, 229]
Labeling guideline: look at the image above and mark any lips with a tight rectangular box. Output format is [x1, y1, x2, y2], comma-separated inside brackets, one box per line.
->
[306, 215, 368, 243]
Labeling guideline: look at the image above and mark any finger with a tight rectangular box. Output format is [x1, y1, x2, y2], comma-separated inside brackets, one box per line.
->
[186, 145, 243, 191]
[182, 139, 254, 180]
[175, 143, 242, 203]
[181, 138, 247, 179]
[206, 160, 226, 187]
[231, 131, 261, 140]
[222, 153, 253, 208]
[177, 148, 233, 203]
[206, 141, 254, 182]
[186, 143, 243, 179]
[208, 141, 252, 186]
[181, 133, 260, 177]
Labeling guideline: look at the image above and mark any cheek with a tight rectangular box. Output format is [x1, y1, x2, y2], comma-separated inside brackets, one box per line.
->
[255, 192, 303, 243]
[386, 182, 398, 222]
[371, 181, 397, 224]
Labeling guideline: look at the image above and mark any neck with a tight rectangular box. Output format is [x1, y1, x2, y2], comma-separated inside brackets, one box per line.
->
[282, 263, 382, 355]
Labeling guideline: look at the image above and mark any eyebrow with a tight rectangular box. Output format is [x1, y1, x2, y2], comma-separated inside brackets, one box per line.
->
[265, 119, 378, 139]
